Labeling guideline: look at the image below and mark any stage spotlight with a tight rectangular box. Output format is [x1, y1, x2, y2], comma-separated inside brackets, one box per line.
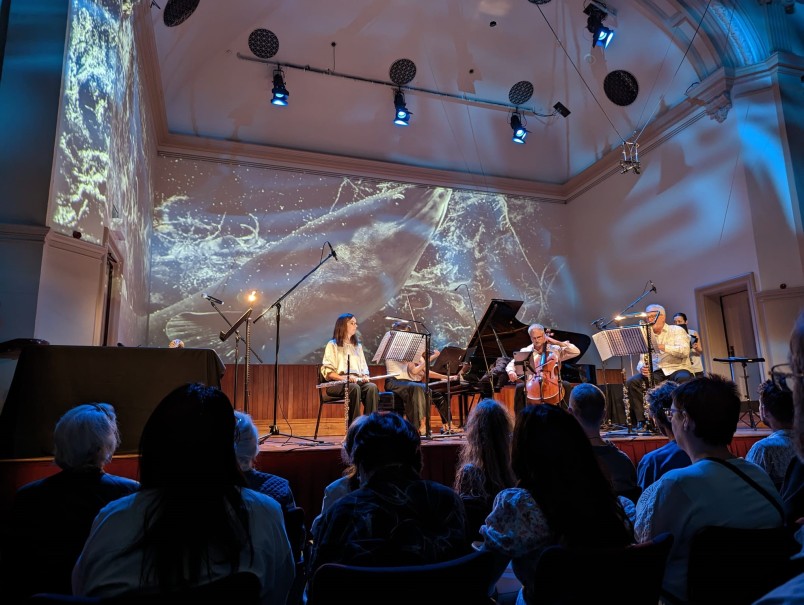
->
[393, 90, 411, 126]
[510, 113, 528, 144]
[584, 1, 615, 50]
[271, 69, 289, 106]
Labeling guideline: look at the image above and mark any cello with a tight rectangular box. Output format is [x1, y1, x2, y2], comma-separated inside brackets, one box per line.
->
[525, 342, 563, 404]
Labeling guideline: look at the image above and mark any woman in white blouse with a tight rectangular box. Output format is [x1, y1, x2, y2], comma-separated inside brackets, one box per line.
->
[321, 313, 378, 425]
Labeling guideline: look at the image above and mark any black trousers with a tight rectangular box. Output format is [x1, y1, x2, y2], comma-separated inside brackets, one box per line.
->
[325, 381, 378, 424]
[625, 369, 693, 422]
[385, 378, 451, 428]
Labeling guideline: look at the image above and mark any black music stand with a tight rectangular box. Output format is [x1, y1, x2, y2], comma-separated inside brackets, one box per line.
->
[430, 346, 466, 437]
[713, 356, 765, 430]
[592, 326, 652, 434]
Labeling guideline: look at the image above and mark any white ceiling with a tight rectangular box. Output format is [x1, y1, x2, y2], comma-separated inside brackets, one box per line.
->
[142, 0, 783, 192]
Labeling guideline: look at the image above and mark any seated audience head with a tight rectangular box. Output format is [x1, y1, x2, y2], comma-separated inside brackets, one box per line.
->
[54, 403, 120, 471]
[790, 312, 804, 460]
[758, 379, 793, 430]
[512, 404, 631, 547]
[670, 375, 740, 454]
[456, 398, 515, 496]
[646, 381, 679, 438]
[351, 412, 421, 481]
[233, 411, 259, 472]
[140, 383, 243, 488]
[568, 383, 607, 431]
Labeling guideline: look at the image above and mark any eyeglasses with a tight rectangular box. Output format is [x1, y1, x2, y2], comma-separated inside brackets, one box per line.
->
[771, 364, 804, 392]
[664, 407, 683, 421]
[348, 319, 358, 326]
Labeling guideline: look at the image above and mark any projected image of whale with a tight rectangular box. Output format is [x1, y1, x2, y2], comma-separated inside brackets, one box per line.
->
[149, 163, 569, 362]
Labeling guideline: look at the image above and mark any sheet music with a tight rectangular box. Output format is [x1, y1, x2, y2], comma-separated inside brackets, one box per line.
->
[592, 327, 649, 361]
[372, 330, 426, 363]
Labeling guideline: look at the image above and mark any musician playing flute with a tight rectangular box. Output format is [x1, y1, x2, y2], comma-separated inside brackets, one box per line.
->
[321, 313, 378, 425]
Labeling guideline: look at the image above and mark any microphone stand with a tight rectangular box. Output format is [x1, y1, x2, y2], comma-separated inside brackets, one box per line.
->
[255, 250, 336, 444]
[206, 297, 264, 409]
[219, 309, 253, 413]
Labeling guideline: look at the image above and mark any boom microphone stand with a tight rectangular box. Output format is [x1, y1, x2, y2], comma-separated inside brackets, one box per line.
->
[256, 246, 337, 444]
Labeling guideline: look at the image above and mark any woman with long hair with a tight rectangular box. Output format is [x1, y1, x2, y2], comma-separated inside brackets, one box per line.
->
[454, 399, 515, 537]
[73, 384, 294, 605]
[321, 313, 378, 424]
[480, 404, 632, 602]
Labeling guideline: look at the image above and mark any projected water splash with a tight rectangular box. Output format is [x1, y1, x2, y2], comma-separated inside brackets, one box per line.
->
[149, 163, 567, 362]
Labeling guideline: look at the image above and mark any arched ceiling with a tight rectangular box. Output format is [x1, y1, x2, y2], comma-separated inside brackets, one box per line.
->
[140, 0, 801, 193]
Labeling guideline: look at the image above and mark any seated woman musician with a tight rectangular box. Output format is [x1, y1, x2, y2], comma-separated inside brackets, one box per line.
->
[384, 321, 462, 434]
[505, 323, 580, 415]
[321, 313, 378, 425]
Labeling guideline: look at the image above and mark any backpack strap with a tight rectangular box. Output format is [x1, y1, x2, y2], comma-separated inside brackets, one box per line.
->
[704, 457, 785, 522]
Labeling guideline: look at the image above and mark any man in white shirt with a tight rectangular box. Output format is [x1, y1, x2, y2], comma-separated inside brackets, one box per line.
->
[625, 304, 693, 429]
[505, 323, 580, 415]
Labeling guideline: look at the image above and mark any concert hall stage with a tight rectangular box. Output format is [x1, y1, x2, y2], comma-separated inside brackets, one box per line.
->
[0, 428, 769, 530]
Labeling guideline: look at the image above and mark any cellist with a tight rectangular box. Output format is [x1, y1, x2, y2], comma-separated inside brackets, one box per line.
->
[505, 323, 580, 415]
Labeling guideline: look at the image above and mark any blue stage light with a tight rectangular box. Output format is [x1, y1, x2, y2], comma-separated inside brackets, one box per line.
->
[393, 90, 411, 126]
[271, 70, 289, 106]
[510, 114, 528, 144]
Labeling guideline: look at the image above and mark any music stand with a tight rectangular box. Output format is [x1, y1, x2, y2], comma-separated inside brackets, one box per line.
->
[430, 346, 466, 437]
[592, 326, 651, 433]
[713, 356, 765, 430]
[220, 309, 253, 414]
[373, 328, 430, 436]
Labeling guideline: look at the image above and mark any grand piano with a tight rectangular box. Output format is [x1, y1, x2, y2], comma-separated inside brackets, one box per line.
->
[462, 299, 594, 391]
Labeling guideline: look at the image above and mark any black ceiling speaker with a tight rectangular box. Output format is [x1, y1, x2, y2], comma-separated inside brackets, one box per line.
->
[389, 59, 417, 86]
[508, 81, 534, 106]
[527, 0, 553, 4]
[163, 0, 200, 27]
[248, 29, 280, 59]
[604, 70, 639, 106]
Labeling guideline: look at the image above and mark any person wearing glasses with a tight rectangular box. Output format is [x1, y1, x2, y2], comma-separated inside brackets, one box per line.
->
[635, 375, 783, 603]
[321, 313, 378, 425]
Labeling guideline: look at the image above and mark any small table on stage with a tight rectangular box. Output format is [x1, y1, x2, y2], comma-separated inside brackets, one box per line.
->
[713, 356, 765, 430]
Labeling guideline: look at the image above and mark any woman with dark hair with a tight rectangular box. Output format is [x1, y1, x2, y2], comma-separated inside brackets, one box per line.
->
[72, 384, 294, 605]
[480, 404, 632, 602]
[321, 313, 378, 424]
[454, 399, 515, 536]
[635, 375, 783, 602]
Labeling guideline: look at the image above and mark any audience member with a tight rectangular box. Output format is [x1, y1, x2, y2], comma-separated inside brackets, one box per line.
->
[635, 375, 784, 603]
[636, 381, 691, 491]
[454, 398, 515, 538]
[568, 383, 641, 504]
[234, 411, 296, 511]
[72, 383, 294, 605]
[480, 404, 633, 603]
[1, 403, 138, 601]
[310, 414, 368, 536]
[745, 380, 796, 491]
[755, 312, 804, 603]
[309, 412, 466, 576]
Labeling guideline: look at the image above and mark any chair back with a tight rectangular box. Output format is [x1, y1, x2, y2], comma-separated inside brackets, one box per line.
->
[307, 549, 499, 605]
[29, 572, 261, 605]
[527, 533, 674, 605]
[687, 525, 801, 605]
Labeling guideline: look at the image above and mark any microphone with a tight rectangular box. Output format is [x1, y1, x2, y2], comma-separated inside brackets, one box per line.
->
[327, 241, 338, 261]
[590, 317, 604, 327]
[385, 316, 410, 324]
[453, 283, 468, 292]
[649, 281, 657, 293]
[202, 293, 224, 305]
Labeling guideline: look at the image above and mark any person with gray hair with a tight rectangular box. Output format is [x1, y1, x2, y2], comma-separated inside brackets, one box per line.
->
[234, 411, 296, 512]
[624, 304, 693, 429]
[2, 403, 139, 600]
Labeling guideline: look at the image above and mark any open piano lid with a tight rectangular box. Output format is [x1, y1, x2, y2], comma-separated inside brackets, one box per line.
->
[463, 299, 592, 365]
